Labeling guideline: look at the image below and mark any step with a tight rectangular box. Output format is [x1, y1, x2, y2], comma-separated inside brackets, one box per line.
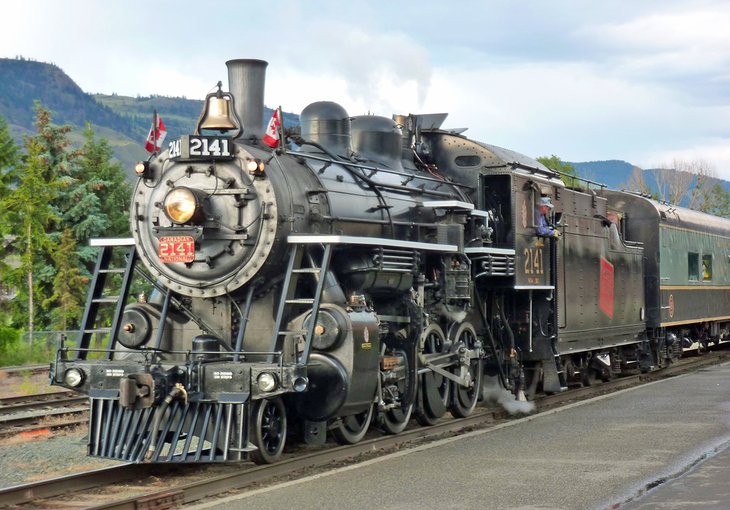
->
[83, 328, 112, 334]
[92, 297, 120, 304]
[278, 329, 308, 336]
[292, 268, 321, 274]
[98, 268, 126, 274]
[285, 298, 315, 305]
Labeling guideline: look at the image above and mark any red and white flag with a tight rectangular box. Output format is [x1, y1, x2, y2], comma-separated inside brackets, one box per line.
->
[262, 107, 281, 148]
[144, 113, 167, 153]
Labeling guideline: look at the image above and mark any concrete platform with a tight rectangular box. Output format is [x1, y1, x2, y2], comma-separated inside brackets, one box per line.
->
[622, 442, 730, 509]
[190, 362, 730, 510]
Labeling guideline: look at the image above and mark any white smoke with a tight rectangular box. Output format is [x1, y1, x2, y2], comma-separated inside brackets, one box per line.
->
[431, 302, 468, 323]
[482, 381, 536, 416]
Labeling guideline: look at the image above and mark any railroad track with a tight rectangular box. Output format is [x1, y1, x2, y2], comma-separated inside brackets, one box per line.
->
[0, 390, 88, 438]
[0, 364, 49, 377]
[1, 351, 727, 509]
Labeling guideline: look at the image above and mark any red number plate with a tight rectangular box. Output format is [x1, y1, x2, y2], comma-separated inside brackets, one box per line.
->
[158, 236, 195, 263]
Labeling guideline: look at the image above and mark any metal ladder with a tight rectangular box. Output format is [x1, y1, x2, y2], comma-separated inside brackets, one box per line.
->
[75, 238, 136, 360]
[270, 242, 333, 363]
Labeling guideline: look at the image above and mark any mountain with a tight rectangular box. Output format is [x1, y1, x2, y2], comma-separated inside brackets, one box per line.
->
[571, 160, 637, 190]
[0, 57, 295, 173]
[0, 58, 139, 138]
[571, 160, 730, 210]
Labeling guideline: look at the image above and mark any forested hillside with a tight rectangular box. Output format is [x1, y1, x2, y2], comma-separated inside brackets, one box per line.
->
[0, 57, 138, 139]
[0, 57, 296, 171]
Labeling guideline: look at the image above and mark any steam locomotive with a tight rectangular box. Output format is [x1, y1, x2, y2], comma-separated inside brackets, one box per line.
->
[50, 59, 730, 464]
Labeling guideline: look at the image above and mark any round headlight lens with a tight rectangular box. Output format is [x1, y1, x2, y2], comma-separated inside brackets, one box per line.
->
[293, 376, 308, 392]
[64, 368, 84, 387]
[257, 372, 277, 392]
[164, 187, 198, 224]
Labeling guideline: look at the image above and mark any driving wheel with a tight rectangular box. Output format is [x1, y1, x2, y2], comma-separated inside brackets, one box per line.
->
[447, 322, 482, 418]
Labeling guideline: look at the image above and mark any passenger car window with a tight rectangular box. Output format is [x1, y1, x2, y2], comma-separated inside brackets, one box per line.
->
[688, 252, 699, 281]
[702, 254, 712, 281]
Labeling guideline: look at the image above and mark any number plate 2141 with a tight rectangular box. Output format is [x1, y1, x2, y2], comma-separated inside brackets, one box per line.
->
[158, 236, 195, 263]
[168, 135, 233, 160]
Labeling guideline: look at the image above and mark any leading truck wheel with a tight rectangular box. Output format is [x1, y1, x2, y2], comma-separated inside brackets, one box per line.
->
[250, 397, 287, 464]
[447, 322, 482, 418]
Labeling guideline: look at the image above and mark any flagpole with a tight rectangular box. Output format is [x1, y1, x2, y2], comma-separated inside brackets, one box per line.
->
[153, 109, 158, 154]
[277, 105, 285, 153]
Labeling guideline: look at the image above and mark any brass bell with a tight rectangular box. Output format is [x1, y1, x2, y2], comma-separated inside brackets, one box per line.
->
[201, 96, 237, 131]
[198, 81, 237, 132]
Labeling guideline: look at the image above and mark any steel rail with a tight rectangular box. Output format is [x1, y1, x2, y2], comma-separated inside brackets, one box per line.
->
[0, 391, 86, 412]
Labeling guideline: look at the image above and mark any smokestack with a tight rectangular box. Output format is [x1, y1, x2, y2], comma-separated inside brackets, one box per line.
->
[226, 59, 268, 142]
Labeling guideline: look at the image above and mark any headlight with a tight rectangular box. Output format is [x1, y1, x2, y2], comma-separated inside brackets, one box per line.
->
[257, 372, 277, 392]
[164, 187, 198, 224]
[64, 368, 84, 387]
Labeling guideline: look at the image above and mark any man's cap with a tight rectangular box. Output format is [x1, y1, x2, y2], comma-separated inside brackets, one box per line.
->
[539, 197, 554, 209]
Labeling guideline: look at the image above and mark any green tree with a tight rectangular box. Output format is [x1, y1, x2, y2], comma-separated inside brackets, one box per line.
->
[30, 102, 76, 184]
[0, 104, 75, 335]
[1, 135, 58, 336]
[0, 115, 18, 197]
[44, 229, 87, 330]
[537, 154, 579, 188]
[45, 123, 134, 331]
[55, 129, 111, 270]
[77, 125, 131, 236]
[698, 182, 730, 217]
[54, 124, 132, 276]
[0, 115, 20, 328]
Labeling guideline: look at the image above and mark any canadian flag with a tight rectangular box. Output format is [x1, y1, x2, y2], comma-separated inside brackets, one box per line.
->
[262, 108, 281, 148]
[144, 113, 167, 153]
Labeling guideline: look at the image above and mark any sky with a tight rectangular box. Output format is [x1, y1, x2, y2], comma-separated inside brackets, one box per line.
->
[3, 0, 730, 177]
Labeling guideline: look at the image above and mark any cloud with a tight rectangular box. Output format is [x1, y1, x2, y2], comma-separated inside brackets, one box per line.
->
[266, 22, 432, 116]
[417, 59, 730, 177]
[636, 139, 730, 180]
[576, 7, 730, 104]
[4, 0, 730, 177]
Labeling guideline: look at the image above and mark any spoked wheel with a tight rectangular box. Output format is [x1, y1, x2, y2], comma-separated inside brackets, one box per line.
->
[379, 348, 415, 434]
[250, 397, 287, 464]
[331, 402, 375, 445]
[415, 323, 451, 426]
[447, 322, 483, 418]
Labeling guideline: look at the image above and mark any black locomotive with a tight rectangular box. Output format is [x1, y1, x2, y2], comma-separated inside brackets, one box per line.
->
[50, 59, 730, 464]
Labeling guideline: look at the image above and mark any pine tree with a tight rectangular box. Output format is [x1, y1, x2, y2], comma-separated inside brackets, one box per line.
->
[56, 129, 111, 270]
[0, 115, 19, 198]
[0, 103, 76, 335]
[0, 115, 19, 326]
[44, 229, 87, 331]
[1, 136, 58, 337]
[77, 125, 131, 235]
